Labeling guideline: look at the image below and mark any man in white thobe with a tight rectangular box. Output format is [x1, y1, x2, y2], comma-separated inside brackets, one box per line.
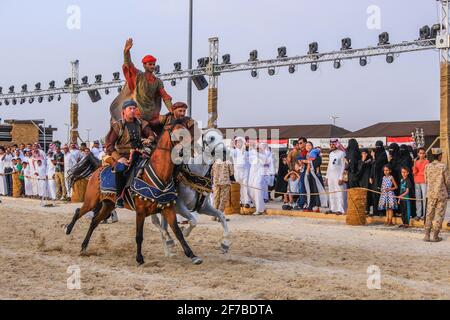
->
[90, 141, 102, 160]
[63, 145, 78, 197]
[0, 147, 7, 196]
[230, 137, 251, 207]
[248, 144, 268, 215]
[47, 158, 57, 200]
[326, 139, 347, 215]
[35, 160, 47, 198]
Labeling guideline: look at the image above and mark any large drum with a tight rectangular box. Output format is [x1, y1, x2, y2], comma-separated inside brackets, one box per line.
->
[346, 188, 367, 226]
[71, 178, 89, 203]
[224, 183, 241, 215]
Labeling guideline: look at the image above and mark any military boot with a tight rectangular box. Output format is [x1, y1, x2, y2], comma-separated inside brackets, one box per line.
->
[431, 230, 443, 242]
[423, 229, 431, 242]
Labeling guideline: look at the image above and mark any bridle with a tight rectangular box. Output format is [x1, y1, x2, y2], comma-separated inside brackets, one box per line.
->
[154, 122, 187, 152]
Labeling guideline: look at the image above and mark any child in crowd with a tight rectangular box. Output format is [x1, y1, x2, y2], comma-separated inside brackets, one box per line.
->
[294, 156, 307, 210]
[378, 165, 398, 226]
[398, 167, 413, 228]
[284, 171, 300, 209]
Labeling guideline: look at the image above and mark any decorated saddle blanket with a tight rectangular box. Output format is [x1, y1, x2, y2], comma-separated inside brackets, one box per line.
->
[178, 165, 213, 194]
[100, 166, 116, 194]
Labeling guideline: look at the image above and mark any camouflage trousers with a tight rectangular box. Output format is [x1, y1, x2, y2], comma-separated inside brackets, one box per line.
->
[425, 198, 447, 234]
[213, 184, 231, 213]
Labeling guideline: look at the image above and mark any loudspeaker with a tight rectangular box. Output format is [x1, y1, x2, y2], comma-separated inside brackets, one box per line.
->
[192, 75, 208, 91]
[88, 89, 102, 103]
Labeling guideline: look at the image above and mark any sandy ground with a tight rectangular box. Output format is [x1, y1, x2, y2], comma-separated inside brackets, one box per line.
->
[1, 197, 450, 300]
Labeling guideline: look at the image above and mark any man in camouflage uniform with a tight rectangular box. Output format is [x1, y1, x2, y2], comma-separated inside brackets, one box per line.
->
[211, 157, 235, 218]
[424, 148, 450, 242]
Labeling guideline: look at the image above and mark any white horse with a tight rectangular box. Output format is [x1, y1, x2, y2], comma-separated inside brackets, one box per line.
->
[151, 129, 232, 256]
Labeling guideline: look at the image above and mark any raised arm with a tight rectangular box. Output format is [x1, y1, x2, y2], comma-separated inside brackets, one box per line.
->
[122, 38, 138, 92]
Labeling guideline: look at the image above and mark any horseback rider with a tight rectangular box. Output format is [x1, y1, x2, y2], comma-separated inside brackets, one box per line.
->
[123, 38, 173, 122]
[105, 99, 155, 208]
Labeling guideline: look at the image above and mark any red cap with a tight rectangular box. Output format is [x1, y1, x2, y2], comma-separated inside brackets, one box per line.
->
[142, 55, 157, 64]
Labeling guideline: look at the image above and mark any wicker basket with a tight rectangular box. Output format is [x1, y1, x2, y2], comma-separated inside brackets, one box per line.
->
[12, 172, 22, 198]
[71, 178, 89, 203]
[346, 188, 367, 226]
[224, 183, 241, 215]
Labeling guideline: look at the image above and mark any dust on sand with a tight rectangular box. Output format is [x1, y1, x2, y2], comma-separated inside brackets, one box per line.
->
[1, 198, 449, 300]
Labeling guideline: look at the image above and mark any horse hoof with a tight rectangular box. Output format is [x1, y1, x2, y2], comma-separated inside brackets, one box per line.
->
[64, 225, 69, 235]
[220, 243, 230, 253]
[80, 249, 88, 256]
[166, 239, 175, 247]
[191, 257, 203, 265]
[136, 256, 145, 265]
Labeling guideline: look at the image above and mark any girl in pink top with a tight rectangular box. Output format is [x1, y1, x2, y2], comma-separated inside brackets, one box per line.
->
[413, 148, 429, 220]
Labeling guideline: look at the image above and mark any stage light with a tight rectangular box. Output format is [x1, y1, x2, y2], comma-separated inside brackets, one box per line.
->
[288, 65, 296, 74]
[311, 63, 318, 72]
[29, 97, 34, 104]
[308, 42, 318, 54]
[249, 50, 258, 62]
[386, 54, 394, 64]
[197, 57, 209, 68]
[378, 32, 390, 46]
[333, 59, 341, 69]
[12, 98, 17, 105]
[117, 87, 122, 93]
[277, 46, 287, 58]
[38, 96, 43, 103]
[419, 25, 431, 40]
[268, 68, 275, 76]
[251, 69, 258, 78]
[341, 38, 352, 50]
[105, 89, 110, 95]
[95, 75, 102, 83]
[222, 54, 231, 64]
[8, 86, 14, 93]
[81, 76, 88, 85]
[113, 72, 120, 81]
[64, 78, 72, 87]
[0, 87, 2, 94]
[88, 89, 101, 103]
[174, 62, 182, 72]
[155, 65, 160, 74]
[171, 80, 177, 86]
[57, 94, 61, 101]
[359, 57, 368, 67]
[48, 95, 54, 102]
[49, 81, 55, 89]
[20, 98, 25, 104]
[21, 84, 28, 93]
[5, 100, 10, 105]
[35, 82, 41, 91]
[431, 24, 441, 39]
[0, 101, 2, 106]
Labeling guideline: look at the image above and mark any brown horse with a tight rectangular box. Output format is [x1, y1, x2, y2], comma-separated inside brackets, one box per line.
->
[65, 119, 202, 265]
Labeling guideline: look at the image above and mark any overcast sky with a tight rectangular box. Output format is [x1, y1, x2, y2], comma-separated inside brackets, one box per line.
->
[0, 0, 441, 142]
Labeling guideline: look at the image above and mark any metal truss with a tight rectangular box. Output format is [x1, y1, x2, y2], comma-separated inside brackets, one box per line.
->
[0, 39, 440, 102]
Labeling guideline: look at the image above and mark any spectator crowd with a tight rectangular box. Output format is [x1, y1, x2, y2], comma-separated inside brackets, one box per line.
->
[0, 141, 105, 201]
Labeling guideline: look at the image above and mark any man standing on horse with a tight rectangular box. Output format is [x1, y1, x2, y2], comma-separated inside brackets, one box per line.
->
[105, 100, 155, 208]
[123, 38, 173, 122]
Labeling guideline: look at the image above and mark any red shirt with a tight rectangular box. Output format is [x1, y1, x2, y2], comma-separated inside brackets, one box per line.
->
[413, 159, 429, 184]
[122, 62, 171, 101]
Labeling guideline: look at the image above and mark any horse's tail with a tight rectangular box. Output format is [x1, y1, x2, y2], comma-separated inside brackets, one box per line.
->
[67, 153, 101, 190]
